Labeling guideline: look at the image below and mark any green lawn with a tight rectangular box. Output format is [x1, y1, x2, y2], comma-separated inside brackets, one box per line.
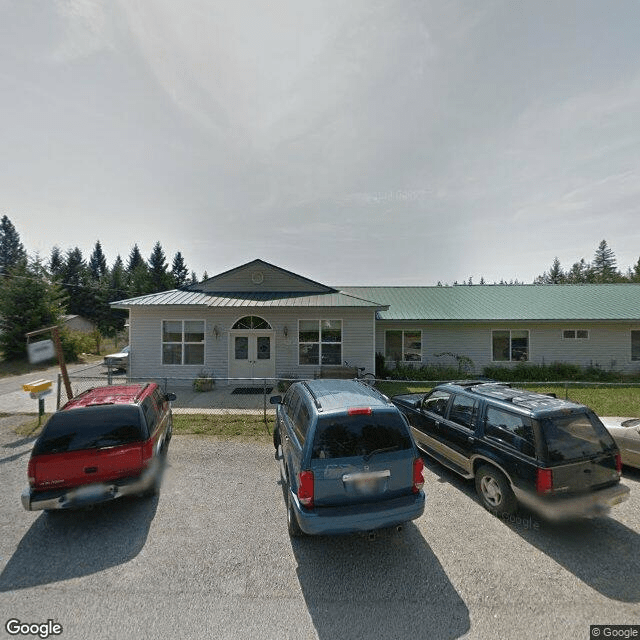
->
[11, 383, 640, 442]
[14, 412, 274, 443]
[172, 413, 273, 441]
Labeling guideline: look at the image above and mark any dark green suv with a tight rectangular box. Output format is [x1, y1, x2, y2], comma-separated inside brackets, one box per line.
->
[392, 381, 630, 520]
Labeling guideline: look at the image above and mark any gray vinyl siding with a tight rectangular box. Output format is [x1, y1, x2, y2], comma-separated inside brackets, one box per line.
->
[128, 307, 376, 382]
[200, 263, 331, 294]
[376, 321, 640, 374]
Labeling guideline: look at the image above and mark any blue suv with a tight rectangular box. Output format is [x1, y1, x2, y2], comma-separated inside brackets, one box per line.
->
[270, 379, 426, 537]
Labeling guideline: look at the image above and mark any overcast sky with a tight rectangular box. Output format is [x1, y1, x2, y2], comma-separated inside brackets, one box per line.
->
[1, 0, 639, 286]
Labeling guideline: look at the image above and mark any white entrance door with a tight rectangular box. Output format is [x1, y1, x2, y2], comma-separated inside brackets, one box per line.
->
[229, 332, 275, 380]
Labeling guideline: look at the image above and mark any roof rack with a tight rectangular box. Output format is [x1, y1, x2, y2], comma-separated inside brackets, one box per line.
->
[453, 379, 510, 389]
[133, 383, 151, 403]
[353, 379, 393, 404]
[469, 384, 566, 410]
[301, 381, 323, 411]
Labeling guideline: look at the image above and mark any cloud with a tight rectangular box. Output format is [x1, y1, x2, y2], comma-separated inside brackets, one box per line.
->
[51, 0, 115, 63]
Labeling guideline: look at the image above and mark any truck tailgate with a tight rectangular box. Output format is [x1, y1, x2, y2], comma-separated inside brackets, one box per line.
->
[32, 444, 144, 491]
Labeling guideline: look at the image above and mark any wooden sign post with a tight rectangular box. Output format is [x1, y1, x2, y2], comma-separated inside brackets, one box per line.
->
[25, 325, 73, 402]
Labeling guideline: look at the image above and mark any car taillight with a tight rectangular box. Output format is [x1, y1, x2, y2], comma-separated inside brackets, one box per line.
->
[347, 407, 372, 416]
[27, 458, 35, 487]
[412, 457, 425, 493]
[536, 468, 553, 494]
[615, 453, 622, 474]
[298, 470, 314, 508]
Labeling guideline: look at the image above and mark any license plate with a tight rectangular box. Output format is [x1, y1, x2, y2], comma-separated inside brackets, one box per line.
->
[343, 470, 390, 495]
[72, 484, 108, 503]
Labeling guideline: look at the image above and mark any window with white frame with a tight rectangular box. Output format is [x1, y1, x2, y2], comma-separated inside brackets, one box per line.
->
[162, 320, 205, 365]
[632, 330, 640, 361]
[298, 320, 342, 365]
[385, 330, 422, 362]
[562, 329, 589, 340]
[492, 330, 529, 362]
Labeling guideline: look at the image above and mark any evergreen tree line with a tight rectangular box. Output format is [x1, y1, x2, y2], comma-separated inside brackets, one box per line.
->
[1, 212, 639, 360]
[445, 240, 640, 286]
[534, 240, 640, 284]
[0, 214, 199, 360]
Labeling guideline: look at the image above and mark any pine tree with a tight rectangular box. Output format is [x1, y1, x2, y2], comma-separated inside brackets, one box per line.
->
[99, 254, 128, 338]
[127, 244, 145, 272]
[110, 255, 127, 300]
[592, 240, 619, 283]
[0, 257, 64, 359]
[125, 244, 149, 296]
[171, 252, 189, 288]
[148, 241, 171, 293]
[535, 257, 565, 284]
[49, 246, 64, 278]
[88, 240, 107, 280]
[566, 258, 590, 283]
[61, 247, 92, 316]
[0, 215, 26, 277]
[128, 263, 150, 297]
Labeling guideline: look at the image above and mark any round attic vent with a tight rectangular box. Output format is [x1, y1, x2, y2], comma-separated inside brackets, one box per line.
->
[251, 271, 264, 284]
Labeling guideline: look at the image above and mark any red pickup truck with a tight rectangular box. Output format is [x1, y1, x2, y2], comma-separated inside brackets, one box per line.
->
[22, 383, 176, 511]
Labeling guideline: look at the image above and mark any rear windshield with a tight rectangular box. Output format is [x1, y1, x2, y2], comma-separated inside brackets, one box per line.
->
[33, 405, 146, 455]
[311, 411, 413, 460]
[538, 411, 617, 463]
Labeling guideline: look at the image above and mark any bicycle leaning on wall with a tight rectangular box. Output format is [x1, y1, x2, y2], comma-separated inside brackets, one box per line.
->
[343, 360, 376, 387]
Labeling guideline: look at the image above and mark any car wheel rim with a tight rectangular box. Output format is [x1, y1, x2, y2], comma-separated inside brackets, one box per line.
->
[481, 476, 502, 507]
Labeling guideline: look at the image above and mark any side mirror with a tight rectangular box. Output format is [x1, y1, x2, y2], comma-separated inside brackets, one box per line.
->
[270, 395, 282, 405]
[165, 393, 177, 402]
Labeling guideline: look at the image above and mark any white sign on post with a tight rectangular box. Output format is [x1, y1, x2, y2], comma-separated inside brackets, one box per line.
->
[27, 339, 56, 364]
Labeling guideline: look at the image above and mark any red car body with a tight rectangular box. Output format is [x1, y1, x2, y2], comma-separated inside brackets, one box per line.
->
[22, 384, 175, 511]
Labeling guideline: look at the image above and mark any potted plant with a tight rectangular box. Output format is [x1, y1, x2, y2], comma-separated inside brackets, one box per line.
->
[193, 370, 215, 392]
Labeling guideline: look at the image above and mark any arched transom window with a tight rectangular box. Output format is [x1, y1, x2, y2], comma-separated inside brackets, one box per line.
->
[232, 316, 272, 330]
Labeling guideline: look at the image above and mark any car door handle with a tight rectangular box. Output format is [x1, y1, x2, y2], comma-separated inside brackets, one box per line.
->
[467, 436, 475, 444]
[84, 467, 98, 474]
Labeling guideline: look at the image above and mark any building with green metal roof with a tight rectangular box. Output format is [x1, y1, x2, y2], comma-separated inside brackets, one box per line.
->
[112, 260, 640, 381]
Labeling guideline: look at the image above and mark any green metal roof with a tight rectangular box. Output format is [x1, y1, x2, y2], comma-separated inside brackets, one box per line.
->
[340, 285, 640, 321]
[111, 289, 386, 309]
[112, 279, 640, 322]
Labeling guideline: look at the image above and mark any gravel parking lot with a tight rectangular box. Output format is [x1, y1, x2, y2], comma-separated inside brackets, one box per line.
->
[1, 419, 639, 640]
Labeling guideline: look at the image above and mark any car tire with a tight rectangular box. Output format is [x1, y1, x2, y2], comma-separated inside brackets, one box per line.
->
[286, 483, 304, 537]
[161, 424, 172, 454]
[475, 465, 517, 516]
[273, 423, 281, 451]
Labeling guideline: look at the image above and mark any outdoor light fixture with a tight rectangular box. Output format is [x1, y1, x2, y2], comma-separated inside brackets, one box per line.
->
[283, 325, 288, 337]
[213, 325, 220, 339]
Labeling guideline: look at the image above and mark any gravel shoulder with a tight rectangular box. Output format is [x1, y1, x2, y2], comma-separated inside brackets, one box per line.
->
[1, 418, 639, 640]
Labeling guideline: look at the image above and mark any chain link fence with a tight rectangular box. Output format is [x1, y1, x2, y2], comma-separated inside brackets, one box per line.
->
[59, 367, 640, 422]
[59, 365, 304, 422]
